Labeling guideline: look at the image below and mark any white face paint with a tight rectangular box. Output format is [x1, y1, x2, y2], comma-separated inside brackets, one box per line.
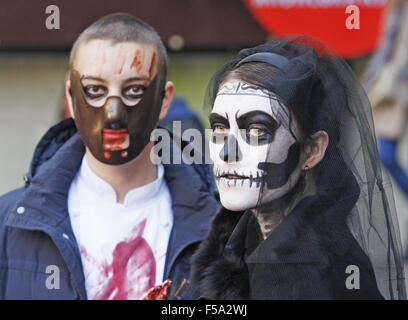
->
[210, 80, 304, 211]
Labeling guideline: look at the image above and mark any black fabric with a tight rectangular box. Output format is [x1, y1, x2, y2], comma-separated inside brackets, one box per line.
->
[192, 152, 383, 300]
[236, 52, 289, 70]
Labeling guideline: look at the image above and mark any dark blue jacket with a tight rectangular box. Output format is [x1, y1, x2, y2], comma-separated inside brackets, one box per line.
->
[0, 118, 219, 300]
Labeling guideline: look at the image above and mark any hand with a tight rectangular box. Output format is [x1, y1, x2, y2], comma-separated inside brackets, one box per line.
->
[140, 279, 172, 300]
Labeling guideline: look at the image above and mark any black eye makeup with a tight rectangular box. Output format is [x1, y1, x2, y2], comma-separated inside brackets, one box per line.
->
[84, 85, 107, 99]
[210, 113, 230, 144]
[236, 110, 279, 145]
[81, 75, 150, 105]
[122, 84, 147, 100]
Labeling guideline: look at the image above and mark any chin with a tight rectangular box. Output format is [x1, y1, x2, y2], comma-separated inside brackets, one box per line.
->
[217, 184, 259, 211]
[220, 198, 257, 211]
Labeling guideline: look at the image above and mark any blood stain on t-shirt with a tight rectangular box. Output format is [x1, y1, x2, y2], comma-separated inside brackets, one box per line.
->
[92, 218, 156, 300]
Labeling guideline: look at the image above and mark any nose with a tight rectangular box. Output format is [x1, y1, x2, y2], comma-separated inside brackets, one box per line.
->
[219, 134, 242, 163]
[104, 96, 128, 129]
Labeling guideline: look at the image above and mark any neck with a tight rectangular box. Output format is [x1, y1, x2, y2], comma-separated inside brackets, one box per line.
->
[252, 173, 316, 239]
[85, 142, 157, 204]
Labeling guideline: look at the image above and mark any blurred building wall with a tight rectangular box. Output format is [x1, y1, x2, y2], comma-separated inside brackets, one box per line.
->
[0, 53, 67, 194]
[0, 0, 267, 51]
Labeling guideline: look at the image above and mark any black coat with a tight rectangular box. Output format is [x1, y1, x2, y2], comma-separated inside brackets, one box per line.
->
[191, 192, 384, 300]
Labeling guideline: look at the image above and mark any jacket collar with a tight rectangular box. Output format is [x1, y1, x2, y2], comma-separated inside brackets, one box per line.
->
[191, 193, 359, 300]
[224, 192, 359, 266]
[8, 132, 85, 227]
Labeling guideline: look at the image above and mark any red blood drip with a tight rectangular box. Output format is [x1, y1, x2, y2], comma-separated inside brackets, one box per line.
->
[148, 52, 157, 79]
[103, 152, 111, 159]
[114, 46, 126, 75]
[131, 49, 145, 75]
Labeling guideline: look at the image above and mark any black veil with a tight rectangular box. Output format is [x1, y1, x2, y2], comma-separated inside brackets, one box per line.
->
[200, 36, 406, 299]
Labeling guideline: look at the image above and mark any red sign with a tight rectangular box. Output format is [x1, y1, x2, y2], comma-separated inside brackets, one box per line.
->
[244, 0, 388, 58]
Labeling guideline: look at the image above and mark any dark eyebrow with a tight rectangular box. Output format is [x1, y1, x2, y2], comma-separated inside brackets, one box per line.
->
[209, 113, 229, 126]
[237, 110, 275, 120]
[236, 110, 278, 129]
[124, 76, 151, 83]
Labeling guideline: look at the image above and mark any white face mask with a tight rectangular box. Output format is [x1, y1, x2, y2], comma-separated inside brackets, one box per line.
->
[210, 80, 304, 211]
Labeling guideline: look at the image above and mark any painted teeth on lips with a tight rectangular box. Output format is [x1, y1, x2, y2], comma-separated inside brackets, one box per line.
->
[217, 170, 254, 179]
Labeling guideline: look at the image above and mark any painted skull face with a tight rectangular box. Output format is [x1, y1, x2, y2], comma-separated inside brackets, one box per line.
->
[210, 80, 304, 211]
[70, 40, 164, 165]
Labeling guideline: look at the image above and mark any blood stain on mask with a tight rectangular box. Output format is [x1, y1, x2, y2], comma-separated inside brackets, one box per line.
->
[113, 43, 128, 75]
[130, 49, 145, 75]
[148, 52, 157, 79]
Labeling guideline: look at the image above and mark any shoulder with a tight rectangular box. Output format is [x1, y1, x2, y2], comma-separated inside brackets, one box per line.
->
[0, 187, 24, 226]
[0, 187, 24, 280]
[0, 187, 24, 251]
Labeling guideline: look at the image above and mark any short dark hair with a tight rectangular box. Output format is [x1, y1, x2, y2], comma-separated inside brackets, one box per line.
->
[69, 13, 167, 84]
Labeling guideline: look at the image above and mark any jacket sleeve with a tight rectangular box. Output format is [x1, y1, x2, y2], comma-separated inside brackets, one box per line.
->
[0, 187, 24, 299]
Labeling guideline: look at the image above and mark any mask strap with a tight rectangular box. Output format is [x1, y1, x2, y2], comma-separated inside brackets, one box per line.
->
[235, 52, 289, 71]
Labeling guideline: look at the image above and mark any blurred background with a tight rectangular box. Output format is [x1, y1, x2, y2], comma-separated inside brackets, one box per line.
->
[1, 0, 408, 269]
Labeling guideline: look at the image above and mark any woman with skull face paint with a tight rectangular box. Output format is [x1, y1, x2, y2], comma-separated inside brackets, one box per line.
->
[191, 37, 407, 300]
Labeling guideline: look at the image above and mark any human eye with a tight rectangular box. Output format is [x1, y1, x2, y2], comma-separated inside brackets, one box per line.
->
[212, 123, 229, 134]
[209, 113, 229, 143]
[122, 84, 147, 99]
[84, 85, 107, 99]
[211, 123, 229, 144]
[247, 124, 267, 137]
[244, 123, 276, 145]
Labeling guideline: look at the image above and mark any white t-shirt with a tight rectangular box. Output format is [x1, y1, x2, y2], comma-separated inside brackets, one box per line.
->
[67, 156, 173, 300]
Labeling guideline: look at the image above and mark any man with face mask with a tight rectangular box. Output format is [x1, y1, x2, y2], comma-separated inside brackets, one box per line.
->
[0, 13, 218, 300]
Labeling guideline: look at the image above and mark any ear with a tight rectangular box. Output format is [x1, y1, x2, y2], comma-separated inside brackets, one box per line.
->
[158, 81, 174, 121]
[65, 79, 75, 119]
[301, 130, 329, 170]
